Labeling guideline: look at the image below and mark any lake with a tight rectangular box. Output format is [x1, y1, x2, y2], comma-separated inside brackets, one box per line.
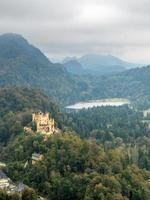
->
[66, 98, 130, 110]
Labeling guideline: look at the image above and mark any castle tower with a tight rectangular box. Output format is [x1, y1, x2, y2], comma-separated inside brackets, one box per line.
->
[32, 111, 55, 135]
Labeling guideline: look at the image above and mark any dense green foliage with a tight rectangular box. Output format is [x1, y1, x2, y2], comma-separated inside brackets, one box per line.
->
[0, 86, 63, 144]
[22, 188, 37, 200]
[0, 189, 38, 200]
[66, 106, 150, 141]
[0, 86, 150, 199]
[86, 65, 150, 109]
[0, 190, 20, 200]
[1, 133, 150, 200]
[1, 32, 150, 200]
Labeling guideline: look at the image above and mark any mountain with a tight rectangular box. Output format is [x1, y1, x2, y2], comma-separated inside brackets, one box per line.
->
[63, 59, 85, 75]
[63, 56, 77, 63]
[0, 33, 90, 105]
[1, 37, 150, 200]
[0, 33, 65, 80]
[88, 65, 150, 109]
[63, 54, 139, 75]
[79, 54, 138, 70]
[0, 33, 150, 109]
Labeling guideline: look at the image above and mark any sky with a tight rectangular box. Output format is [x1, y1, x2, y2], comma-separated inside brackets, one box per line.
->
[0, 0, 150, 63]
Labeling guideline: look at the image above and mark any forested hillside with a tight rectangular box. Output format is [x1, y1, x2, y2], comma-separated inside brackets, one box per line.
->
[1, 0, 150, 198]
[1, 132, 150, 200]
[0, 86, 64, 144]
[88, 65, 150, 109]
[0, 33, 150, 109]
[0, 33, 90, 105]
[66, 106, 149, 141]
[0, 87, 150, 199]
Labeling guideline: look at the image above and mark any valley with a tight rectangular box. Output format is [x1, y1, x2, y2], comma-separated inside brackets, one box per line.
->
[1, 0, 150, 199]
[0, 34, 150, 200]
[0, 33, 149, 109]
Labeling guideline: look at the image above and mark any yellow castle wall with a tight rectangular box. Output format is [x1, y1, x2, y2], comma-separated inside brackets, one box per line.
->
[32, 112, 55, 135]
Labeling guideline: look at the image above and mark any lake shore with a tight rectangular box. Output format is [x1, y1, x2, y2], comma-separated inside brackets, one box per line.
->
[66, 98, 130, 110]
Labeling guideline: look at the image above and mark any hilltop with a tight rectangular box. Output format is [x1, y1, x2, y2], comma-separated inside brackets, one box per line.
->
[0, 86, 64, 144]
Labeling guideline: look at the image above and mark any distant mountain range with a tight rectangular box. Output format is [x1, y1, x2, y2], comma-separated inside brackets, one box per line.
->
[0, 33, 150, 109]
[63, 59, 85, 75]
[63, 54, 140, 75]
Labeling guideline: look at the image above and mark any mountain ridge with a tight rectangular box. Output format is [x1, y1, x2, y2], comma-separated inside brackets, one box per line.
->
[0, 33, 86, 105]
[63, 54, 140, 75]
[0, 33, 150, 108]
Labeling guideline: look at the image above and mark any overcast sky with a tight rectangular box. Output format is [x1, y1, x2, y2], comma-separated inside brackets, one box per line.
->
[0, 0, 150, 63]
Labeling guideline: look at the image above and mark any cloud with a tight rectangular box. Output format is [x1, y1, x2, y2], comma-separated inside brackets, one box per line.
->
[0, 0, 150, 63]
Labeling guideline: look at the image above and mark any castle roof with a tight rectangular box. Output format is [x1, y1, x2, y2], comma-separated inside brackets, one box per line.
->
[0, 170, 9, 180]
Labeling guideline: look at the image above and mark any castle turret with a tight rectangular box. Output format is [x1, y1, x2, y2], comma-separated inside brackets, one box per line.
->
[32, 111, 55, 135]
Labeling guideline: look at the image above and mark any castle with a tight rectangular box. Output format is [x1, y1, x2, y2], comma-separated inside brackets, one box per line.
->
[32, 111, 55, 135]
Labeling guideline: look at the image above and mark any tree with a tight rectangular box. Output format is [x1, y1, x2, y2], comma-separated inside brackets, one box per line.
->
[9, 193, 20, 200]
[0, 190, 9, 200]
[22, 188, 37, 200]
[11, 121, 23, 136]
